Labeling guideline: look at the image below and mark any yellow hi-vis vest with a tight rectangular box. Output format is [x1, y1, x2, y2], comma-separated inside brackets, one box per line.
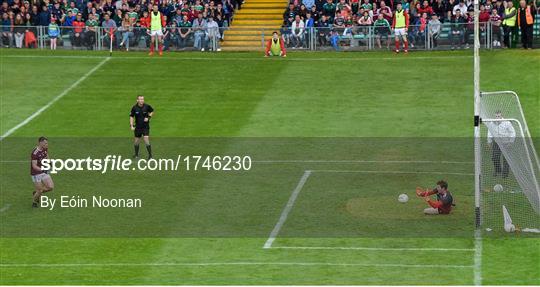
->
[270, 38, 281, 55]
[395, 10, 406, 28]
[151, 12, 162, 31]
[503, 7, 516, 26]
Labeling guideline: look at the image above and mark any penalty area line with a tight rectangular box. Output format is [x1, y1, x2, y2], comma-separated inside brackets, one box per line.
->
[0, 57, 110, 141]
[271, 246, 475, 252]
[263, 170, 311, 249]
[0, 261, 474, 268]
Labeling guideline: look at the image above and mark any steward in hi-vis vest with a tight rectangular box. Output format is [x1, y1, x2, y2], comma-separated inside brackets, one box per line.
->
[502, 2, 517, 48]
[517, 0, 536, 49]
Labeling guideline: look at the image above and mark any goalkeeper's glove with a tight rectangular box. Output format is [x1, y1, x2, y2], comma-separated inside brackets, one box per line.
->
[416, 187, 430, 197]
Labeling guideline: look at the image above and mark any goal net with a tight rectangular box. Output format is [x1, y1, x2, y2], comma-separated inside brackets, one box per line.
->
[479, 91, 540, 232]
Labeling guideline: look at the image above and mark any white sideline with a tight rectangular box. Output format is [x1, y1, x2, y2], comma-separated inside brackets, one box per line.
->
[474, 229, 482, 285]
[271, 246, 475, 252]
[311, 170, 474, 176]
[0, 261, 473, 268]
[263, 170, 311, 249]
[0, 57, 110, 141]
[254, 160, 473, 164]
[1, 55, 473, 62]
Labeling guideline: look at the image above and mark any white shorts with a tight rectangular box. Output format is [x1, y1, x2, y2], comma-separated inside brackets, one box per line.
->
[395, 28, 407, 37]
[31, 173, 51, 183]
[150, 29, 163, 36]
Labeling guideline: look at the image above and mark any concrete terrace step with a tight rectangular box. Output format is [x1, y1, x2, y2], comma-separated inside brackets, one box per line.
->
[235, 14, 284, 20]
[224, 35, 272, 41]
[236, 8, 285, 14]
[241, 3, 287, 8]
[233, 19, 283, 25]
[221, 40, 265, 46]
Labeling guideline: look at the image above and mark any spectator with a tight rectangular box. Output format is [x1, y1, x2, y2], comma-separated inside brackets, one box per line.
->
[13, 13, 25, 48]
[322, 0, 336, 20]
[291, 14, 305, 48]
[1, 12, 13, 47]
[101, 12, 117, 48]
[29, 5, 39, 27]
[206, 16, 220, 51]
[453, 0, 468, 15]
[428, 13, 441, 48]
[177, 14, 192, 48]
[119, 12, 133, 50]
[304, 0, 315, 9]
[502, 0, 517, 48]
[464, 10, 474, 48]
[337, 0, 352, 18]
[433, 0, 446, 21]
[85, 13, 98, 49]
[192, 12, 207, 51]
[490, 8, 503, 47]
[298, 4, 308, 19]
[38, 5, 50, 26]
[48, 17, 59, 49]
[416, 12, 428, 48]
[357, 10, 372, 34]
[72, 12, 85, 47]
[449, 9, 466, 49]
[317, 14, 331, 46]
[374, 13, 391, 49]
[378, 1, 393, 23]
[517, 0, 535, 49]
[446, 0, 456, 20]
[418, 0, 434, 15]
[310, 5, 320, 25]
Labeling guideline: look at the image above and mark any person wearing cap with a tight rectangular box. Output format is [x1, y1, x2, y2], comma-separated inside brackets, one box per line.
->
[265, 31, 287, 57]
[392, 2, 409, 53]
[517, 0, 536, 49]
[502, 0, 517, 48]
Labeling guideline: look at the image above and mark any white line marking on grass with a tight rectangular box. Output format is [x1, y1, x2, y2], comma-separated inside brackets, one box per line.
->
[271, 246, 475, 252]
[263, 170, 312, 249]
[1, 55, 473, 62]
[474, 229, 482, 286]
[254, 160, 473, 164]
[0, 261, 473, 268]
[0, 57, 110, 141]
[311, 170, 474, 176]
[0, 204, 11, 213]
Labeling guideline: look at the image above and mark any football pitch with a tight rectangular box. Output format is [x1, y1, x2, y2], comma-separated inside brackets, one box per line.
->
[0, 49, 539, 285]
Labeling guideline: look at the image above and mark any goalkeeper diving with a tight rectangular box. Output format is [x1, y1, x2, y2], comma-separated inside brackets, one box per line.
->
[416, 180, 454, 215]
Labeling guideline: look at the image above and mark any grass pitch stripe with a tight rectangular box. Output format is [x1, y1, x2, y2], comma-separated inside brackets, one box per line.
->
[0, 262, 473, 268]
[0, 57, 110, 141]
[271, 246, 475, 252]
[263, 170, 311, 249]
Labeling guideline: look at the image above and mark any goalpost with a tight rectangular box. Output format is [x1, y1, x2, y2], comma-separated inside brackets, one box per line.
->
[473, 8, 540, 232]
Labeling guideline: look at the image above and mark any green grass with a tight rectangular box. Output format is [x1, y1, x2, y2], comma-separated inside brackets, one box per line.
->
[0, 49, 539, 285]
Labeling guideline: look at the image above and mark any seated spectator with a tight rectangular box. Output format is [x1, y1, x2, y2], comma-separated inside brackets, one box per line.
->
[163, 19, 177, 51]
[428, 14, 441, 48]
[206, 16, 220, 51]
[357, 10, 372, 34]
[85, 13, 98, 49]
[72, 13, 85, 47]
[464, 10, 474, 48]
[449, 9, 466, 49]
[13, 13, 25, 48]
[177, 15, 192, 48]
[192, 12, 207, 51]
[374, 13, 391, 49]
[322, 0, 336, 20]
[2, 12, 13, 47]
[337, 0, 352, 18]
[418, 0, 434, 15]
[317, 14, 331, 46]
[119, 12, 134, 51]
[291, 14, 305, 48]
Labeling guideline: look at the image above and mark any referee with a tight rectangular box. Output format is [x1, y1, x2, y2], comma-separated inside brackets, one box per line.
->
[130, 95, 154, 159]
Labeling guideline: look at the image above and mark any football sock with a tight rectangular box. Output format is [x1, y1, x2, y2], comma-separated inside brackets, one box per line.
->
[395, 40, 399, 50]
[146, 144, 152, 158]
[404, 41, 409, 50]
[134, 144, 140, 157]
[158, 44, 163, 53]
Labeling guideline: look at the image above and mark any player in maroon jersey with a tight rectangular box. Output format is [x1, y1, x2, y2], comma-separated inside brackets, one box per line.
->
[31, 137, 54, 208]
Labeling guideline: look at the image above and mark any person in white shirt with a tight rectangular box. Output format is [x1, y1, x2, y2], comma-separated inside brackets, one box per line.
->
[487, 111, 516, 178]
[453, 0, 468, 15]
[291, 15, 305, 48]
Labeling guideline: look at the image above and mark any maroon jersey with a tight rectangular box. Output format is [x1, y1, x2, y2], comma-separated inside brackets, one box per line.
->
[30, 147, 48, 176]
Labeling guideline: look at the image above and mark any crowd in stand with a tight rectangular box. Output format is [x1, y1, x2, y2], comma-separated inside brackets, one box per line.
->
[1, 0, 241, 50]
[281, 0, 538, 49]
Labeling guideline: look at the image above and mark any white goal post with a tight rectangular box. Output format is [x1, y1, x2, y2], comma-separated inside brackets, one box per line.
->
[475, 91, 540, 231]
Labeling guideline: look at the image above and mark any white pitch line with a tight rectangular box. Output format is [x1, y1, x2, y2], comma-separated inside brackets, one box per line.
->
[263, 170, 312, 249]
[0, 204, 11, 213]
[311, 170, 474, 176]
[0, 57, 110, 141]
[474, 229, 482, 286]
[1, 55, 473, 62]
[271, 246, 475, 252]
[0, 261, 473, 269]
[254, 160, 473, 164]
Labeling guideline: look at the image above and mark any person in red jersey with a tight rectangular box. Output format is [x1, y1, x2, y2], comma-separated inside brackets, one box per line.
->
[30, 136, 54, 208]
[416, 180, 454, 215]
[392, 2, 410, 53]
[265, 31, 287, 57]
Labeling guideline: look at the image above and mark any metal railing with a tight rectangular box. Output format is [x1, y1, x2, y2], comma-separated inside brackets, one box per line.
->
[1, 22, 537, 52]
